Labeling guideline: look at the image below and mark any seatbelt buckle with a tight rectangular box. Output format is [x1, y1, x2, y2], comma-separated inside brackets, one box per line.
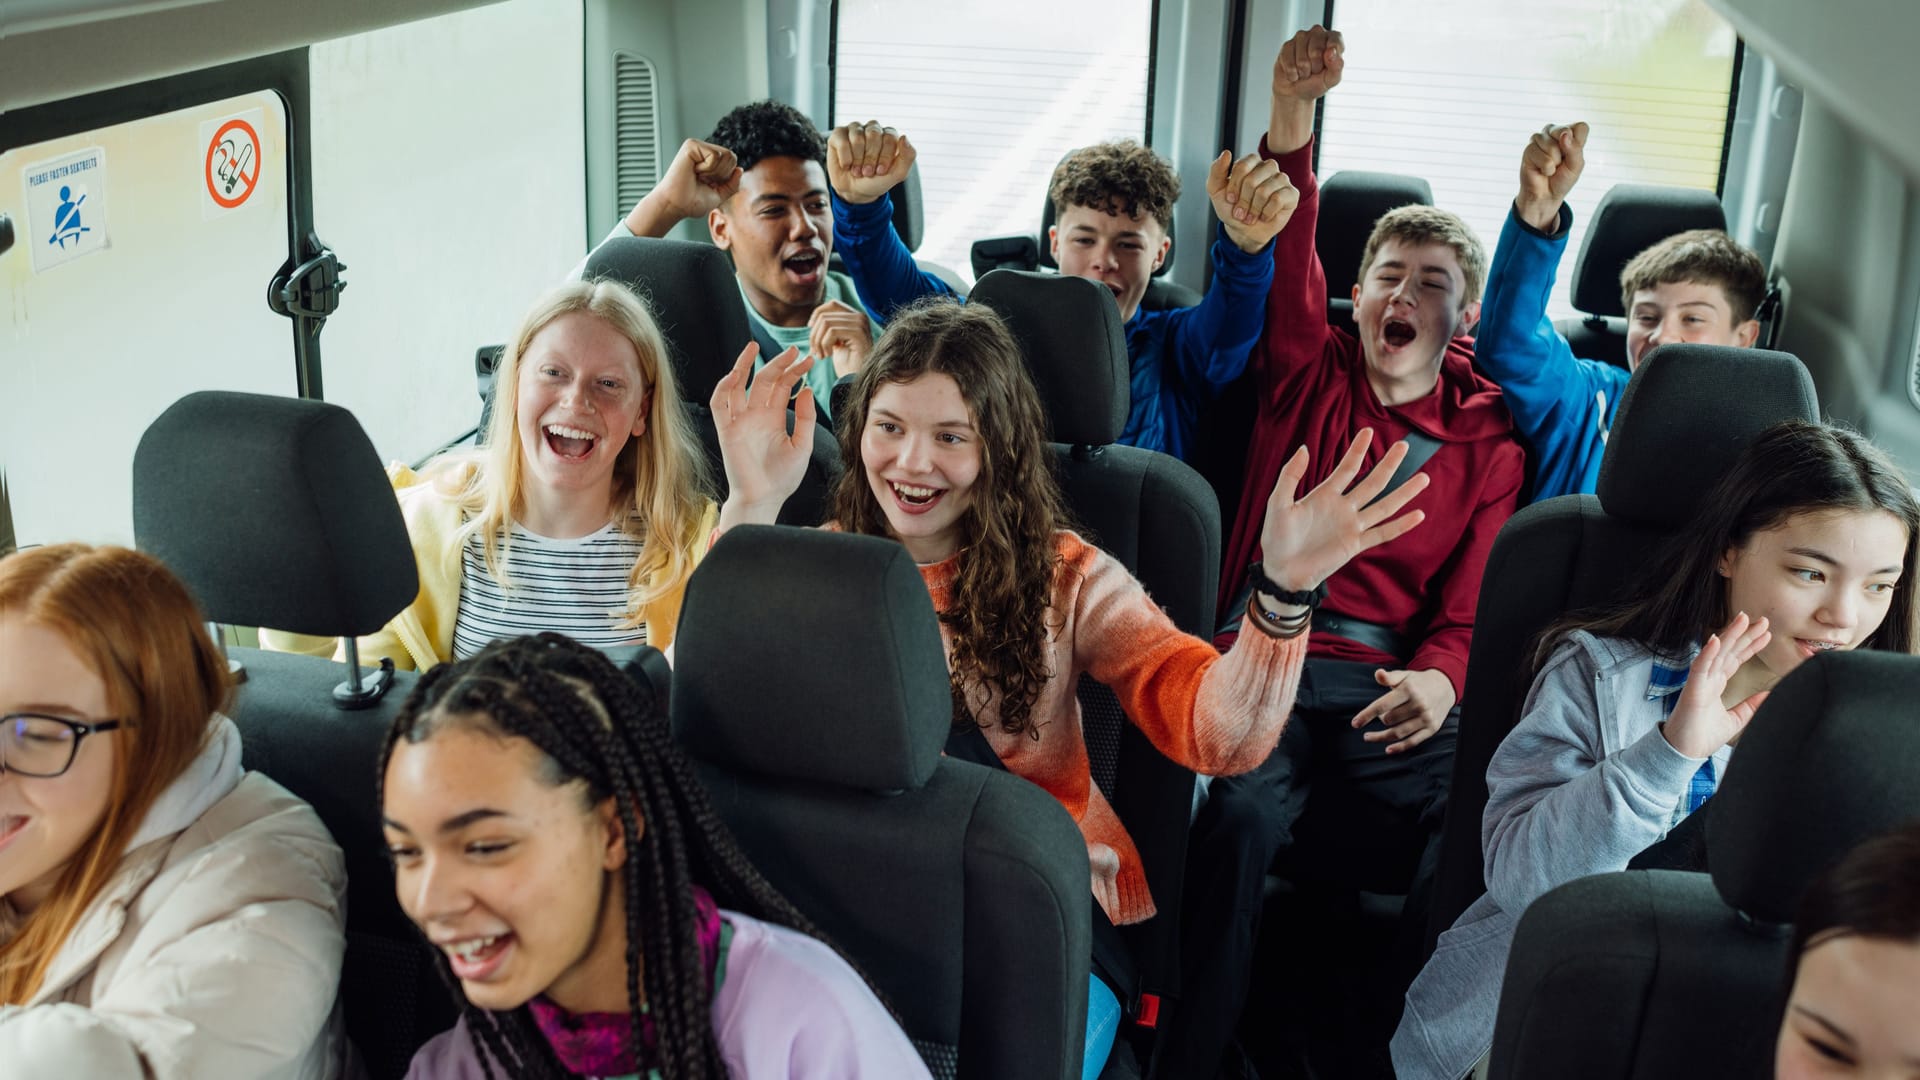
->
[1132, 992, 1161, 1029]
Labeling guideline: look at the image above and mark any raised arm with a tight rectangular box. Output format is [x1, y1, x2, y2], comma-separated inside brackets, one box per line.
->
[827, 120, 956, 322]
[1159, 152, 1292, 392]
[1254, 26, 1344, 404]
[1477, 122, 1623, 498]
[1084, 430, 1431, 775]
[712, 343, 818, 536]
[623, 138, 742, 238]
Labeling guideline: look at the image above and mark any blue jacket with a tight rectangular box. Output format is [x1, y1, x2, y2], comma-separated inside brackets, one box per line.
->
[832, 193, 1273, 461]
[1475, 205, 1630, 501]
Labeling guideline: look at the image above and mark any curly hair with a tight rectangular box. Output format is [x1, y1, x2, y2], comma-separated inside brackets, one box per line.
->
[379, 633, 887, 1079]
[1619, 229, 1766, 323]
[830, 298, 1070, 739]
[707, 99, 826, 173]
[1048, 140, 1180, 232]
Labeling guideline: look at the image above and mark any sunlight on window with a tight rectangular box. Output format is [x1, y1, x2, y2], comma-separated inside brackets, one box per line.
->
[1318, 0, 1738, 324]
[834, 0, 1153, 284]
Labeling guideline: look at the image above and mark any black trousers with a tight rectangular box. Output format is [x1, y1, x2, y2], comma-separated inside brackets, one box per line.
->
[1159, 657, 1458, 1079]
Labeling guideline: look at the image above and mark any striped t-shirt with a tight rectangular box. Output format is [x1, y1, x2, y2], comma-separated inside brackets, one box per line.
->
[451, 522, 648, 659]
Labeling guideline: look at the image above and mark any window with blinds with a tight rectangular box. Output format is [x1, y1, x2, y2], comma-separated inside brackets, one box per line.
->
[1318, 0, 1740, 320]
[833, 0, 1154, 284]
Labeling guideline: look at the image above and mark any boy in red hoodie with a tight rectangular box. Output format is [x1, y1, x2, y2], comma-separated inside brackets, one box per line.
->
[1169, 26, 1525, 1078]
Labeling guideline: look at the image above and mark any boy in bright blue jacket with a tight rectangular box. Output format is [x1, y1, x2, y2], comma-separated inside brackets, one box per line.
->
[826, 122, 1290, 462]
[1477, 122, 1766, 500]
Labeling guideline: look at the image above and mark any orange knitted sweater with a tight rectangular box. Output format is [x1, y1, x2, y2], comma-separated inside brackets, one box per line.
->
[919, 530, 1309, 925]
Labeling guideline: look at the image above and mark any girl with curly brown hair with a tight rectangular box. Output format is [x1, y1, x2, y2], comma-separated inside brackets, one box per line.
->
[713, 295, 1429, 913]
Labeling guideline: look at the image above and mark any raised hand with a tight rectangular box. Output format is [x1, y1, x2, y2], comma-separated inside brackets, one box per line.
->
[1272, 24, 1344, 102]
[1259, 428, 1429, 593]
[1209, 151, 1300, 253]
[711, 343, 816, 531]
[1354, 668, 1457, 754]
[1268, 25, 1344, 155]
[626, 139, 742, 236]
[827, 120, 916, 205]
[807, 299, 874, 379]
[1516, 122, 1589, 233]
[1662, 612, 1773, 760]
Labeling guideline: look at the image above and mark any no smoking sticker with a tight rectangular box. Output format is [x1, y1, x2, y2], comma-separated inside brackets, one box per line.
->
[200, 109, 266, 218]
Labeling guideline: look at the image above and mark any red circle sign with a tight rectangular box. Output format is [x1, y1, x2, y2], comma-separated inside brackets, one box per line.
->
[204, 118, 261, 210]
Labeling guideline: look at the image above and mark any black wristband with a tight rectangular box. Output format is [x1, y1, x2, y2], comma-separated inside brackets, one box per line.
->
[1247, 561, 1327, 609]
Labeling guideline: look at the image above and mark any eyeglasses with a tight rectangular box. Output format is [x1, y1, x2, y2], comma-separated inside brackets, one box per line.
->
[1, 713, 125, 778]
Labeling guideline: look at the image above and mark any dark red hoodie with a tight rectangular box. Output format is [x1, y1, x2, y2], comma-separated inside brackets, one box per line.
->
[1219, 137, 1524, 699]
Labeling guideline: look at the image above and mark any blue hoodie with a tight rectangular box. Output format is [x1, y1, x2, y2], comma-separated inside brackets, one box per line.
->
[1474, 204, 1630, 501]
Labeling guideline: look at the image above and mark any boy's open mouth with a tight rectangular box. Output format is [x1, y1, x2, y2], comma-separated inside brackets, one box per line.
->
[783, 249, 823, 282]
[1383, 318, 1418, 348]
[544, 423, 596, 460]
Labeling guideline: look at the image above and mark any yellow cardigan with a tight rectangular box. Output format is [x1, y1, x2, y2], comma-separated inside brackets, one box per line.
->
[262, 464, 716, 670]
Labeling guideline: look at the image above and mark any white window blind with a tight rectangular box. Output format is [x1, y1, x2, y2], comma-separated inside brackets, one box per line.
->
[1318, 0, 1739, 321]
[834, 0, 1153, 285]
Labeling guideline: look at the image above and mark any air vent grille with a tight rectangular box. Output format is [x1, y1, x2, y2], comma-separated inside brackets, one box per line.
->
[614, 52, 662, 224]
[1908, 294, 1920, 413]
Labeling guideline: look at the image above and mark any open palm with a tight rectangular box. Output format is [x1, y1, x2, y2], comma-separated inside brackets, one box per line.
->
[1663, 612, 1772, 759]
[710, 343, 815, 514]
[1259, 429, 1429, 592]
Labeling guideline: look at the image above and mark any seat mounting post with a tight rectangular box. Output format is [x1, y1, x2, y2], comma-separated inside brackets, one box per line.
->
[333, 637, 395, 710]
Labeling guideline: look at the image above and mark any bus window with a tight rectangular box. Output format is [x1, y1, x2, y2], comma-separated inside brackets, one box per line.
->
[1317, 0, 1741, 319]
[833, 0, 1154, 285]
[307, 0, 587, 467]
[0, 91, 295, 547]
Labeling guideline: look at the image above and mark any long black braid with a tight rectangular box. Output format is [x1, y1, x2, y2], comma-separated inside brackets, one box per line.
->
[378, 633, 852, 1080]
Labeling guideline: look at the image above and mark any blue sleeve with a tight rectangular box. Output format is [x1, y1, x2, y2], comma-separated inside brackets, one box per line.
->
[831, 192, 956, 324]
[1476, 204, 1628, 500]
[1160, 224, 1275, 392]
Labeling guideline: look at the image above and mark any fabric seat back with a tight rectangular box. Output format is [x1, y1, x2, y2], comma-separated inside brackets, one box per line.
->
[1424, 345, 1819, 957]
[583, 235, 842, 525]
[132, 391, 450, 1079]
[673, 526, 1092, 1080]
[1489, 650, 1920, 1079]
[972, 269, 1219, 1045]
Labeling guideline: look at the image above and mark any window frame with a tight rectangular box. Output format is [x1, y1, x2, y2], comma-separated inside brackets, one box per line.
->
[0, 50, 326, 398]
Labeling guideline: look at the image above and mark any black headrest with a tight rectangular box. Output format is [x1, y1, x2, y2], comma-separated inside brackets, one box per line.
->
[1596, 345, 1817, 528]
[1569, 183, 1727, 318]
[671, 526, 949, 792]
[970, 269, 1129, 445]
[1315, 170, 1434, 299]
[132, 391, 416, 637]
[1709, 650, 1920, 923]
[584, 236, 750, 397]
[890, 163, 925, 252]
[1036, 151, 1175, 277]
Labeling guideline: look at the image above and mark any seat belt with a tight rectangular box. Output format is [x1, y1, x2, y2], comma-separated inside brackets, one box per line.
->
[1218, 430, 1445, 638]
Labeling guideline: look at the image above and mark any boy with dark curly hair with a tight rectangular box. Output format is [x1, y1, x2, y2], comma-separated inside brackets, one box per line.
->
[827, 123, 1292, 461]
[596, 100, 880, 418]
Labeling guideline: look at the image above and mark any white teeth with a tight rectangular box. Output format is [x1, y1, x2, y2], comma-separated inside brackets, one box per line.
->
[892, 482, 937, 499]
[546, 424, 595, 440]
[449, 935, 498, 962]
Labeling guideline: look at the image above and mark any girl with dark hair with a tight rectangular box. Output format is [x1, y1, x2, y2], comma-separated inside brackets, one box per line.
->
[1397, 420, 1920, 1080]
[383, 633, 928, 1080]
[712, 298, 1432, 1075]
[1777, 823, 1920, 1078]
[0, 544, 346, 1077]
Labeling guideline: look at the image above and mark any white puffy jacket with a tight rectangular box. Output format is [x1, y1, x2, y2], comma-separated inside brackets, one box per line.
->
[0, 717, 347, 1078]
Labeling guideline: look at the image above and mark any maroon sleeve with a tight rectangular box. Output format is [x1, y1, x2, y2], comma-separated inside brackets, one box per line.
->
[1408, 438, 1526, 699]
[1254, 136, 1333, 413]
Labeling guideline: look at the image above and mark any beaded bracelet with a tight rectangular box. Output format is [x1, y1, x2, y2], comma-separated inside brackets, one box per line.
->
[1245, 592, 1311, 640]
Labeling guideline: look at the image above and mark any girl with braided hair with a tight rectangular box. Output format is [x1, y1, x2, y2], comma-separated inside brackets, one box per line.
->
[382, 633, 928, 1080]
[711, 298, 1431, 1076]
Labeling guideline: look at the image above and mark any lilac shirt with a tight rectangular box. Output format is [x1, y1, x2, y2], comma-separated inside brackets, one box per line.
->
[404, 910, 931, 1080]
